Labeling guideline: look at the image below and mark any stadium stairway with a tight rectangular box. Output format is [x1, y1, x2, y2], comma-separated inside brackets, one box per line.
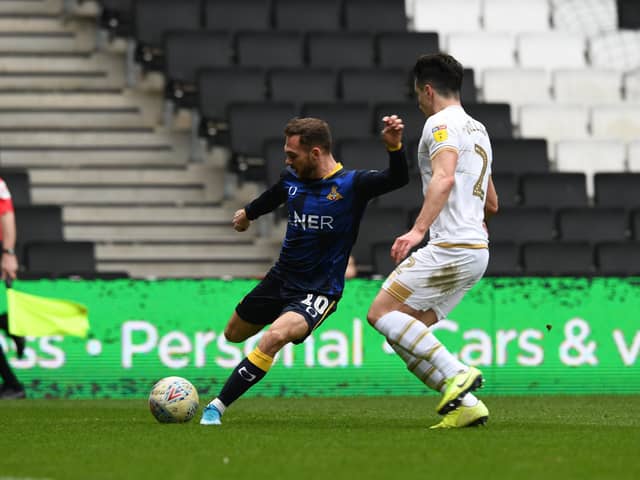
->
[0, 0, 279, 278]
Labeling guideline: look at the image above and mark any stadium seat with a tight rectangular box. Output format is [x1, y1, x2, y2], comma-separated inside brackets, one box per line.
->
[618, 0, 640, 29]
[0, 170, 31, 206]
[553, 69, 623, 104]
[591, 106, 640, 142]
[375, 170, 423, 210]
[521, 173, 588, 208]
[344, 0, 407, 32]
[23, 241, 96, 276]
[132, 0, 201, 72]
[197, 68, 266, 139]
[629, 141, 640, 171]
[269, 68, 337, 105]
[263, 139, 286, 187]
[552, 0, 617, 36]
[274, 0, 342, 31]
[488, 207, 555, 243]
[301, 103, 372, 143]
[204, 0, 271, 31]
[557, 208, 629, 243]
[556, 140, 626, 197]
[483, 69, 550, 118]
[445, 33, 516, 80]
[352, 207, 408, 270]
[491, 173, 519, 207]
[589, 31, 640, 71]
[413, 0, 482, 34]
[337, 138, 391, 172]
[460, 68, 477, 103]
[517, 33, 587, 69]
[340, 68, 410, 103]
[236, 31, 304, 68]
[522, 242, 594, 276]
[485, 242, 521, 276]
[99, 0, 134, 38]
[519, 105, 589, 155]
[371, 241, 397, 277]
[373, 102, 426, 148]
[14, 206, 64, 261]
[596, 242, 640, 276]
[463, 103, 512, 139]
[164, 31, 232, 110]
[308, 32, 376, 69]
[491, 139, 549, 175]
[228, 102, 297, 158]
[594, 173, 640, 208]
[484, 0, 550, 32]
[633, 210, 640, 239]
[376, 32, 439, 69]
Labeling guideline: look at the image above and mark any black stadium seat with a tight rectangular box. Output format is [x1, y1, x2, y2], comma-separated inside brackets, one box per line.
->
[274, 0, 342, 31]
[377, 32, 439, 69]
[522, 242, 594, 276]
[491, 139, 549, 174]
[301, 102, 372, 143]
[14, 206, 64, 261]
[373, 102, 426, 145]
[617, 0, 640, 29]
[308, 32, 376, 69]
[1, 170, 31, 207]
[204, 0, 271, 31]
[263, 139, 286, 186]
[463, 103, 512, 139]
[340, 68, 410, 103]
[269, 68, 337, 105]
[352, 207, 408, 270]
[596, 242, 640, 276]
[236, 31, 304, 68]
[491, 173, 519, 207]
[461, 69, 477, 103]
[337, 138, 390, 172]
[521, 173, 588, 208]
[632, 209, 640, 240]
[99, 0, 134, 38]
[557, 208, 629, 243]
[488, 207, 554, 243]
[344, 0, 407, 32]
[23, 241, 96, 276]
[594, 173, 640, 208]
[376, 170, 423, 210]
[371, 241, 396, 276]
[486, 242, 521, 276]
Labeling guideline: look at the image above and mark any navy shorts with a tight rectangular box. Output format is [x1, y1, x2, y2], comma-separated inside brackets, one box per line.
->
[235, 273, 339, 344]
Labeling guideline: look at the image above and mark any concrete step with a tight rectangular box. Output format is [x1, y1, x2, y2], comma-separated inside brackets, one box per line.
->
[0, 52, 113, 72]
[0, 15, 67, 32]
[0, 131, 170, 147]
[0, 71, 124, 89]
[31, 167, 199, 186]
[0, 92, 131, 108]
[0, 31, 78, 52]
[0, 148, 183, 167]
[0, 109, 147, 128]
[0, 1, 63, 15]
[33, 184, 207, 205]
[65, 224, 237, 241]
[96, 260, 273, 279]
[64, 205, 233, 224]
[96, 242, 275, 261]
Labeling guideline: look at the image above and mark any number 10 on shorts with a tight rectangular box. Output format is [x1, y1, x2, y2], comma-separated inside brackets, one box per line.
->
[301, 294, 330, 318]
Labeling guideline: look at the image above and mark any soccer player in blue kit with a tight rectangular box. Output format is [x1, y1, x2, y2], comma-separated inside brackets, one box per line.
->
[201, 115, 408, 425]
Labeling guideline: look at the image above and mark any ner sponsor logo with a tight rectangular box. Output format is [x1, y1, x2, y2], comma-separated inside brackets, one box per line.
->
[290, 211, 334, 230]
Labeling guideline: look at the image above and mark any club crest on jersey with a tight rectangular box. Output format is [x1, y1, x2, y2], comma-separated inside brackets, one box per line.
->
[326, 185, 343, 201]
[432, 124, 448, 142]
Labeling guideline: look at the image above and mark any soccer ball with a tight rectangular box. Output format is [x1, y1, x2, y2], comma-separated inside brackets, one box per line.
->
[149, 376, 199, 423]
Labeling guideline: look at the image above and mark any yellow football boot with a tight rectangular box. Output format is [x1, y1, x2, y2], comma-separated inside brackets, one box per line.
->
[436, 366, 484, 415]
[430, 400, 489, 429]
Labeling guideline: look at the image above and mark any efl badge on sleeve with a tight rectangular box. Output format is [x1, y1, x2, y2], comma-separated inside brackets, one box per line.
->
[432, 124, 448, 142]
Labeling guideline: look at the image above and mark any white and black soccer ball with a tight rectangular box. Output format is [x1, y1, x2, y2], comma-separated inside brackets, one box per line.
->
[149, 376, 199, 423]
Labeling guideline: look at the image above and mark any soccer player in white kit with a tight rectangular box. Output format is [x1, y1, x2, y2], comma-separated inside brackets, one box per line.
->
[367, 53, 499, 429]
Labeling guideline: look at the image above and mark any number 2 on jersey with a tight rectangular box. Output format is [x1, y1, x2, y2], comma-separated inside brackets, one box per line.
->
[473, 144, 488, 201]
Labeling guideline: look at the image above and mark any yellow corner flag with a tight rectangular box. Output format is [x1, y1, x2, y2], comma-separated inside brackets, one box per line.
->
[7, 289, 89, 338]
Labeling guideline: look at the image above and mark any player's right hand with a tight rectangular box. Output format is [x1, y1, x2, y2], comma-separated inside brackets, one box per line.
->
[232, 209, 250, 232]
[390, 229, 423, 264]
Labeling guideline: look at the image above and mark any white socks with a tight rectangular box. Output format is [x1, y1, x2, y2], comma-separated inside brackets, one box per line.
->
[209, 398, 226, 414]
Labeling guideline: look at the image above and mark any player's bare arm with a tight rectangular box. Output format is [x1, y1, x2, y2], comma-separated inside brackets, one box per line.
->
[484, 175, 499, 219]
[390, 149, 458, 263]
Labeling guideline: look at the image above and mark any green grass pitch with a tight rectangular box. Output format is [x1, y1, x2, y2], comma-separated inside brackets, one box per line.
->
[1, 396, 639, 480]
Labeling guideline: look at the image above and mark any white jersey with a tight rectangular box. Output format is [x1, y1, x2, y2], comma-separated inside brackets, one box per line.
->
[417, 105, 492, 246]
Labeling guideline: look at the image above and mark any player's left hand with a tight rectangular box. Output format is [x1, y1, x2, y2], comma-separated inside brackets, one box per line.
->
[390, 229, 423, 264]
[381, 115, 404, 150]
[232, 209, 250, 232]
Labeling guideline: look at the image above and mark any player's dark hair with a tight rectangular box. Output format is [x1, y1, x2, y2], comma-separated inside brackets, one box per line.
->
[284, 117, 332, 153]
[413, 53, 463, 98]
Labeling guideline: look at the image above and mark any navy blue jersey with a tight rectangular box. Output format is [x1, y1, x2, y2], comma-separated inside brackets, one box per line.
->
[244, 148, 408, 296]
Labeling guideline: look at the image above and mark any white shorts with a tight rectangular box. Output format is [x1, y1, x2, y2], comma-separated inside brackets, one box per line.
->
[382, 244, 489, 320]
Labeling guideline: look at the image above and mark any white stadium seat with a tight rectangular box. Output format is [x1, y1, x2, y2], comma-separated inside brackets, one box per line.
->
[629, 141, 640, 172]
[552, 0, 617, 36]
[519, 105, 590, 157]
[553, 69, 623, 104]
[591, 105, 640, 142]
[626, 70, 640, 102]
[556, 140, 626, 196]
[446, 33, 516, 84]
[589, 31, 640, 71]
[518, 33, 587, 69]
[413, 0, 482, 35]
[484, 0, 550, 33]
[483, 69, 550, 120]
